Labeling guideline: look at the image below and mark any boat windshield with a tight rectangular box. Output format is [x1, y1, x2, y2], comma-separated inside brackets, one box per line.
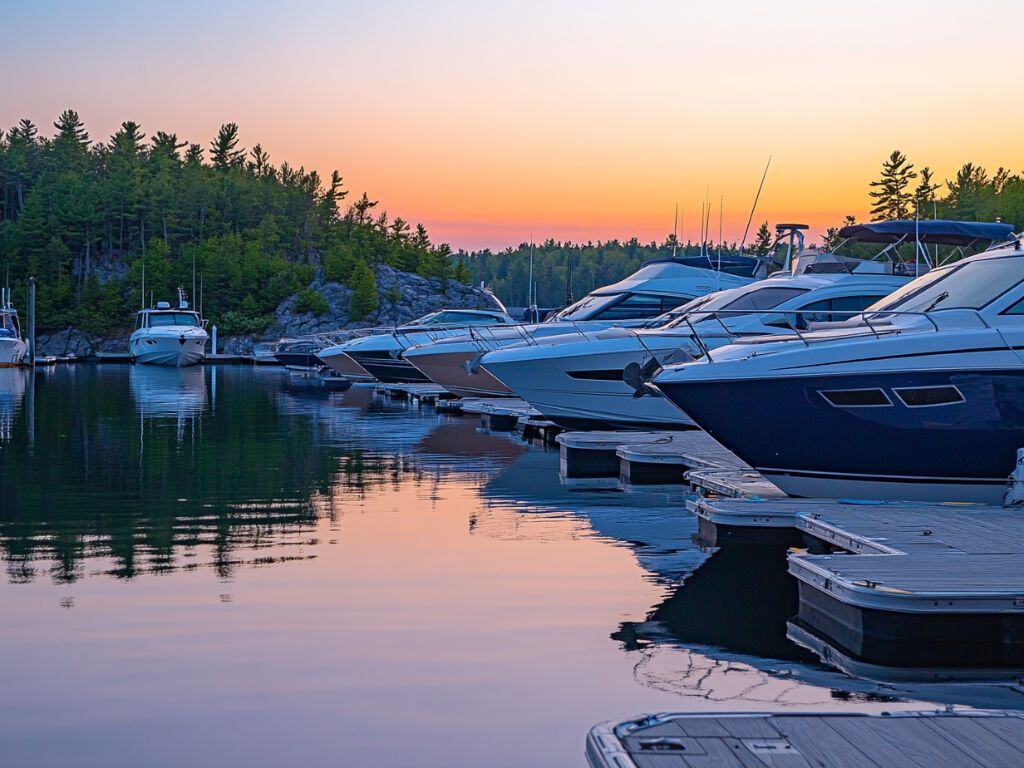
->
[663, 285, 810, 328]
[547, 294, 619, 321]
[868, 255, 1024, 313]
[148, 312, 200, 327]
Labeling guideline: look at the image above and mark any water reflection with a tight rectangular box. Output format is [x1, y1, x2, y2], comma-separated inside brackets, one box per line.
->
[0, 367, 1021, 768]
[0, 367, 27, 442]
[129, 364, 208, 421]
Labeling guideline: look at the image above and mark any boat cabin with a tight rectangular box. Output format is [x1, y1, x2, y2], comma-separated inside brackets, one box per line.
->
[135, 302, 204, 330]
[0, 309, 21, 340]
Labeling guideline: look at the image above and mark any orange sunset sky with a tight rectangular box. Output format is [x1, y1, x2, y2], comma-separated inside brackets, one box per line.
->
[6, 0, 1023, 250]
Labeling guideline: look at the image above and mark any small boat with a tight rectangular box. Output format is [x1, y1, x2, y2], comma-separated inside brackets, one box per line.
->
[271, 337, 323, 368]
[403, 255, 760, 398]
[0, 289, 27, 367]
[653, 219, 1022, 503]
[129, 288, 208, 367]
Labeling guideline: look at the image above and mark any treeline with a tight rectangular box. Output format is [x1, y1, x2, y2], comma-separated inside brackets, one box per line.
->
[0, 110, 470, 334]
[459, 239, 746, 308]
[466, 152, 1024, 306]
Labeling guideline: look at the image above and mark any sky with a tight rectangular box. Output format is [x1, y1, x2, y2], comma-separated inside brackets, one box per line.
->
[4, 0, 1023, 250]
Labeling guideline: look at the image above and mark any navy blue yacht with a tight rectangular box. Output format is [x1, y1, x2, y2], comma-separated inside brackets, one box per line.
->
[653, 220, 1022, 503]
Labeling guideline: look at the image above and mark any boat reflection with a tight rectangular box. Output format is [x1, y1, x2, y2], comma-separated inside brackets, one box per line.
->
[0, 367, 27, 442]
[129, 364, 208, 421]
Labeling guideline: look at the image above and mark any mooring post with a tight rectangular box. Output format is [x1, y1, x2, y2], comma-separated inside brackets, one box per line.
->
[212, 324, 218, 356]
[27, 276, 36, 367]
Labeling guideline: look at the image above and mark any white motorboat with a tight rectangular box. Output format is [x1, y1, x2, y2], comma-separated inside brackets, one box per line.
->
[481, 252, 910, 430]
[0, 289, 27, 367]
[129, 289, 208, 367]
[403, 255, 759, 397]
[340, 308, 518, 383]
[654, 219, 1022, 502]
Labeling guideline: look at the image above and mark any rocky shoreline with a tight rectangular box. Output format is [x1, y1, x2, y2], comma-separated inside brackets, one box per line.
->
[36, 264, 504, 358]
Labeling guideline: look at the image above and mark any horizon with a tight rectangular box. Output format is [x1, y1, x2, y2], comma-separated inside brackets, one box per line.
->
[5, 0, 1023, 252]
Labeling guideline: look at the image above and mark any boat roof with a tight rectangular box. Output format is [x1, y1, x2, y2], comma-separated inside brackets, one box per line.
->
[839, 219, 1015, 246]
[594, 258, 754, 297]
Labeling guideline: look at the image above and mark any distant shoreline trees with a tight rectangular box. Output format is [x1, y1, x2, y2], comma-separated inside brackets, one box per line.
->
[0, 110, 470, 334]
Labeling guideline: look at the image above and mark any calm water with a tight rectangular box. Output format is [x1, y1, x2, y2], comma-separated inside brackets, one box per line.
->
[0, 366, 1019, 767]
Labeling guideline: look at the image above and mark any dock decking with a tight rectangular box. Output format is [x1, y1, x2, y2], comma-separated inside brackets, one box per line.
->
[558, 429, 742, 480]
[587, 710, 1024, 768]
[693, 496, 1024, 668]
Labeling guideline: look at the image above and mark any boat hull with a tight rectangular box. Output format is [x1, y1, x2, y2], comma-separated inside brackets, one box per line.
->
[347, 352, 431, 384]
[481, 341, 694, 430]
[405, 348, 513, 397]
[656, 368, 1024, 503]
[273, 351, 320, 368]
[0, 338, 27, 367]
[130, 334, 206, 367]
[315, 349, 376, 381]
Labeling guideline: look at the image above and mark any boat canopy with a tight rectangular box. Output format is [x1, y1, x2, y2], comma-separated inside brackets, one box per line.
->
[839, 219, 1015, 246]
[641, 254, 760, 278]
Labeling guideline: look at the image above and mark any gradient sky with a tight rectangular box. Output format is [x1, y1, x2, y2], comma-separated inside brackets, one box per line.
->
[5, 0, 1023, 250]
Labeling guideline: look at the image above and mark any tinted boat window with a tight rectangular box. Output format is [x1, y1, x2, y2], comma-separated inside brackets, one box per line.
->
[870, 257, 1024, 313]
[894, 386, 964, 407]
[820, 389, 891, 407]
[592, 293, 679, 321]
[671, 286, 808, 327]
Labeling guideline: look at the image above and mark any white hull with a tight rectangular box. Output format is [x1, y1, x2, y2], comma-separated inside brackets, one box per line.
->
[0, 338, 27, 367]
[761, 471, 1007, 505]
[130, 333, 207, 367]
[481, 334, 696, 429]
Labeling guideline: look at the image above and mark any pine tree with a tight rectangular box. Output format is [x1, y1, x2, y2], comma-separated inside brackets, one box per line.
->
[869, 150, 917, 221]
[913, 167, 940, 217]
[151, 131, 187, 162]
[750, 221, 773, 257]
[348, 260, 379, 321]
[210, 123, 245, 169]
[454, 259, 472, 285]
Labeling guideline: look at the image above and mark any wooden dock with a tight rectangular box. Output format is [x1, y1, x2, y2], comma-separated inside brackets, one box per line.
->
[693, 496, 1024, 669]
[587, 710, 1024, 768]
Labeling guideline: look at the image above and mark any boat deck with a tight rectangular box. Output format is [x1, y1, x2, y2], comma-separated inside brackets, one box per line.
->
[587, 710, 1024, 768]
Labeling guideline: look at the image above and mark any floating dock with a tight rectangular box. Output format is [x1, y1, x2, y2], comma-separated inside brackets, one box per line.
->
[586, 710, 1024, 768]
[556, 429, 745, 482]
[692, 496, 1024, 670]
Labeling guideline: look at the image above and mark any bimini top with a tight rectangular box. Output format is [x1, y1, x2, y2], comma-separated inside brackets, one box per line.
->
[839, 219, 1015, 246]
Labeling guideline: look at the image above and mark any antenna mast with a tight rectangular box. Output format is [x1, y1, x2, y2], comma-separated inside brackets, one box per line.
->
[672, 203, 679, 258]
[740, 155, 772, 252]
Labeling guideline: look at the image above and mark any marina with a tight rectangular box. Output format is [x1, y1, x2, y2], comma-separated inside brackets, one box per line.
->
[6, 221, 1024, 766]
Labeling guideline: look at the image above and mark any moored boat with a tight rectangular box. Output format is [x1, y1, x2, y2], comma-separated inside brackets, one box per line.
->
[404, 255, 760, 397]
[653, 220, 1022, 503]
[129, 288, 208, 367]
[0, 289, 27, 367]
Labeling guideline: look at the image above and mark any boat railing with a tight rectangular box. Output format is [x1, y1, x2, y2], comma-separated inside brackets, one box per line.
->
[655, 308, 982, 362]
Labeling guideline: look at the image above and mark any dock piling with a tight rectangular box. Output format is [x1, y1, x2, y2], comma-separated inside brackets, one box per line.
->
[27, 276, 36, 367]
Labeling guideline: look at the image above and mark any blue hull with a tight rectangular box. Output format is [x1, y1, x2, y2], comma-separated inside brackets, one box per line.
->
[656, 369, 1024, 502]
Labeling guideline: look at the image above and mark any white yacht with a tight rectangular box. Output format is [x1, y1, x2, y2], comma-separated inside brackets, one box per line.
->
[129, 289, 208, 367]
[0, 289, 27, 367]
[481, 252, 909, 430]
[403, 256, 759, 397]
[653, 219, 1021, 503]
[339, 308, 517, 384]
